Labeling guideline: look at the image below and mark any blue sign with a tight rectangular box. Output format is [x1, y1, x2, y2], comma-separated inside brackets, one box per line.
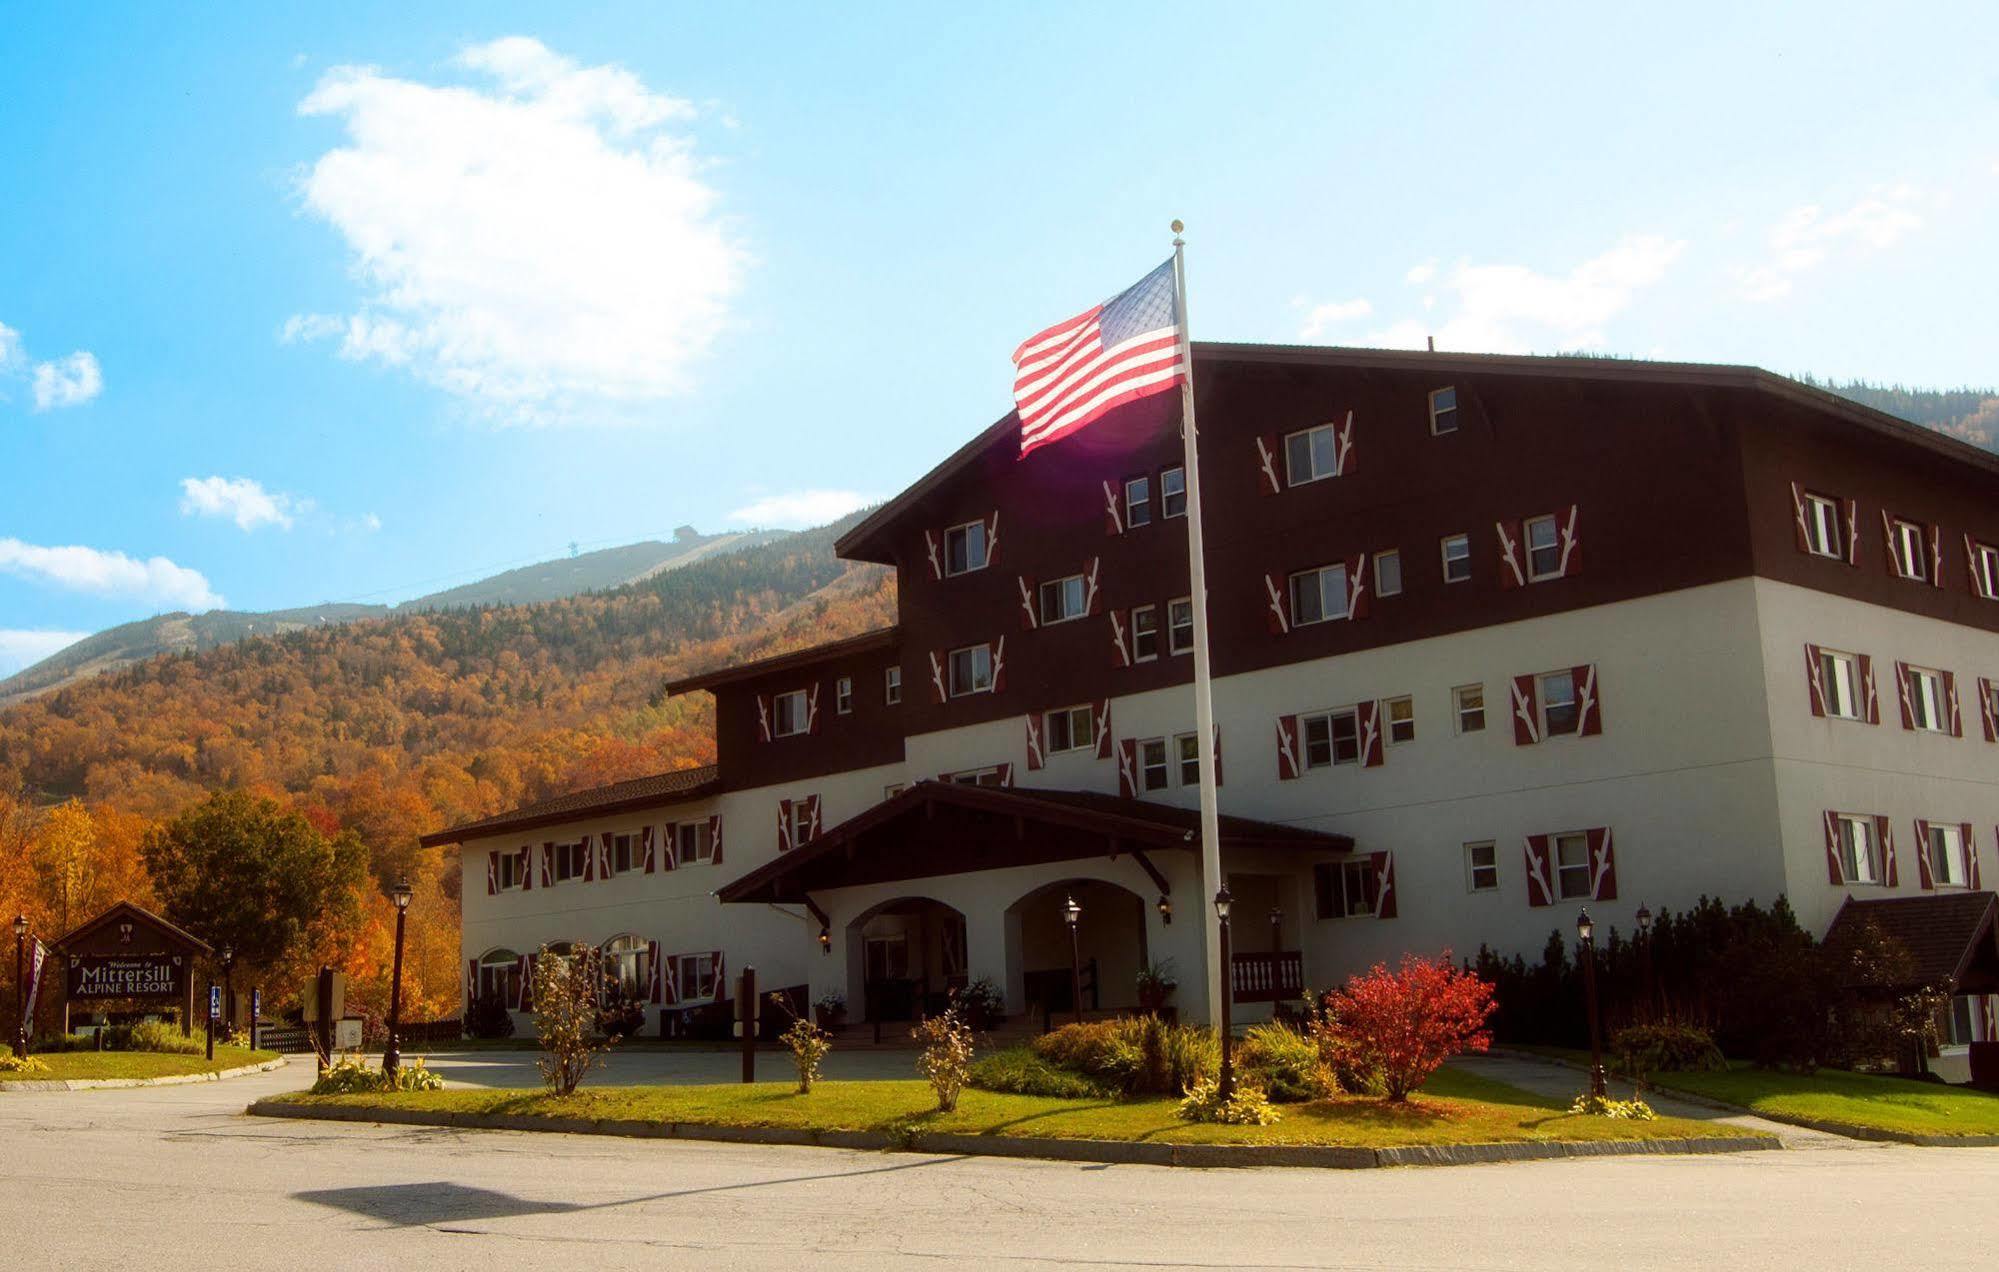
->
[251, 988, 261, 1019]
[209, 985, 221, 1018]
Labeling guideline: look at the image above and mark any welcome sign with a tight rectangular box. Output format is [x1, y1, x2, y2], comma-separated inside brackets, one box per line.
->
[67, 954, 186, 1000]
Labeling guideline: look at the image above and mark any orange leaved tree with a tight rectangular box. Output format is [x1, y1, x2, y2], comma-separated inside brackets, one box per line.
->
[1323, 953, 1496, 1102]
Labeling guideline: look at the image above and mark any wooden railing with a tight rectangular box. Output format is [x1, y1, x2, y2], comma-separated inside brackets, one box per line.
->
[1231, 951, 1304, 1004]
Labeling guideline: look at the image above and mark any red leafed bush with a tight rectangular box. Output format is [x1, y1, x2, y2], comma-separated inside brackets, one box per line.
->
[1324, 954, 1496, 1102]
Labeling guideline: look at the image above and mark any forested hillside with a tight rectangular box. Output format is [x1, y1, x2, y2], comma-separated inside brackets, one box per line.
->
[1813, 377, 1997, 452]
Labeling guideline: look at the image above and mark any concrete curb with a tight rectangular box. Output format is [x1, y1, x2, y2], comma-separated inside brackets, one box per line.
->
[2, 1055, 290, 1093]
[244, 1097, 1779, 1169]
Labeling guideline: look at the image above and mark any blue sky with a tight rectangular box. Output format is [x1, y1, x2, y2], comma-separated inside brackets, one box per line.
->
[3, 2, 1996, 674]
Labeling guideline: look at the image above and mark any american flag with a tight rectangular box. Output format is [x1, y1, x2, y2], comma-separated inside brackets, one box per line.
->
[1013, 257, 1186, 458]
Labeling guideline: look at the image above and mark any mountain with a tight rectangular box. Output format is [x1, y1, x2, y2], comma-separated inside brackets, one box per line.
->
[1810, 377, 1998, 453]
[0, 528, 783, 702]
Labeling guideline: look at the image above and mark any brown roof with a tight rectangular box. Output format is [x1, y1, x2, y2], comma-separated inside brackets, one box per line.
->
[1821, 891, 1999, 989]
[834, 342, 1999, 564]
[52, 900, 213, 957]
[661, 626, 901, 698]
[420, 766, 720, 847]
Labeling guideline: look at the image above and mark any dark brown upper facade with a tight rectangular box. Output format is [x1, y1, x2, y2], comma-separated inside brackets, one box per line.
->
[680, 344, 1999, 789]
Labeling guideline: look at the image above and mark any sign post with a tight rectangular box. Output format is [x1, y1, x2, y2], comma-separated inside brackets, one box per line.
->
[738, 965, 757, 1084]
[206, 982, 218, 1061]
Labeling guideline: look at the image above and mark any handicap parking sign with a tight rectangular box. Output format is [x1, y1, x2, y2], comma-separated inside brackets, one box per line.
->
[210, 985, 221, 1018]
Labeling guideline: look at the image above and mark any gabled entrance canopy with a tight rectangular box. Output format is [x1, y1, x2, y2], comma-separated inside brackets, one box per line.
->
[1822, 891, 1999, 994]
[717, 781, 1352, 907]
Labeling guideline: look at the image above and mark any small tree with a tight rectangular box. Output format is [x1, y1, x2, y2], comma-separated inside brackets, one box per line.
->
[1327, 953, 1496, 1102]
[533, 944, 612, 1096]
[913, 1007, 974, 1112]
[772, 992, 832, 1093]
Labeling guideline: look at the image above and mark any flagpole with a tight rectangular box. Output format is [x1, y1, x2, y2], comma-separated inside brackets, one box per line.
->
[1169, 221, 1226, 1026]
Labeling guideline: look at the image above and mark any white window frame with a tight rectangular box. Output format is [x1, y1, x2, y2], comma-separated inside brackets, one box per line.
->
[943, 766, 1007, 787]
[478, 949, 521, 1003]
[674, 821, 714, 866]
[835, 676, 853, 715]
[1974, 540, 1999, 600]
[1464, 841, 1498, 892]
[771, 689, 809, 737]
[1130, 604, 1159, 662]
[1539, 671, 1579, 737]
[1554, 832, 1591, 900]
[1288, 563, 1349, 626]
[1284, 424, 1340, 486]
[884, 666, 902, 705]
[1174, 732, 1200, 786]
[1802, 493, 1843, 559]
[1045, 704, 1093, 755]
[883, 782, 906, 800]
[676, 952, 719, 1002]
[499, 849, 528, 891]
[1927, 822, 1968, 888]
[1161, 466, 1187, 518]
[1124, 476, 1152, 528]
[1946, 995, 1981, 1047]
[1315, 859, 1376, 919]
[943, 520, 989, 576]
[1137, 737, 1169, 791]
[610, 832, 635, 876]
[1836, 813, 1881, 885]
[1384, 695, 1415, 744]
[1453, 683, 1486, 734]
[1908, 666, 1946, 733]
[1525, 515, 1563, 581]
[1301, 708, 1360, 769]
[1167, 597, 1194, 655]
[1818, 648, 1862, 721]
[552, 840, 586, 883]
[1038, 574, 1088, 626]
[1429, 386, 1459, 436]
[947, 644, 993, 697]
[1889, 518, 1927, 581]
[1441, 533, 1471, 584]
[1373, 549, 1403, 599]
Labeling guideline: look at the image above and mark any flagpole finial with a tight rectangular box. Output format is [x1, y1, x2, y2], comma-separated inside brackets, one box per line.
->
[1170, 219, 1184, 237]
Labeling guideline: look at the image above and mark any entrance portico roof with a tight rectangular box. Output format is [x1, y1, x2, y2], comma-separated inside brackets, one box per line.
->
[716, 781, 1353, 906]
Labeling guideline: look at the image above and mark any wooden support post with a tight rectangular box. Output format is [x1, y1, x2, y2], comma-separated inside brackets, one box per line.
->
[739, 965, 757, 1084]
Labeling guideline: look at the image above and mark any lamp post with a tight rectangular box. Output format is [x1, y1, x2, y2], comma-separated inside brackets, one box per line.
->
[1063, 894, 1084, 1026]
[1577, 908, 1608, 1098]
[220, 945, 235, 1040]
[12, 914, 26, 1058]
[384, 880, 412, 1081]
[1215, 885, 1235, 1101]
[1634, 904, 1654, 1024]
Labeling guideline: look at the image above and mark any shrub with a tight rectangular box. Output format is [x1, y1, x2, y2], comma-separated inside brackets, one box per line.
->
[1569, 1092, 1656, 1120]
[533, 944, 614, 1096]
[1238, 1022, 1334, 1102]
[1177, 1077, 1279, 1125]
[465, 991, 516, 1040]
[779, 1015, 832, 1094]
[128, 1019, 205, 1055]
[1612, 1021, 1725, 1078]
[950, 978, 1006, 1032]
[1033, 1019, 1142, 1084]
[1033, 1017, 1217, 1096]
[309, 1055, 444, 1094]
[969, 1047, 1112, 1099]
[913, 1008, 975, 1112]
[0, 1053, 51, 1076]
[1323, 954, 1496, 1102]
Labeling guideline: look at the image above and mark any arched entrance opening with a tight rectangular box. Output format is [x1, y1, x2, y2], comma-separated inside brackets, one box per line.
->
[1005, 878, 1149, 1027]
[845, 897, 969, 1024]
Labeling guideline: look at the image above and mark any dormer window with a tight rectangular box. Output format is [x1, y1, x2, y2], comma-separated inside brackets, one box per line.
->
[1428, 387, 1459, 435]
[944, 520, 988, 576]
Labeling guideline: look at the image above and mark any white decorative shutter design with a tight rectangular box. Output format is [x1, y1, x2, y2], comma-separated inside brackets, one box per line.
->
[659, 824, 679, 872]
[1025, 714, 1045, 770]
[1789, 482, 1811, 553]
[539, 842, 553, 888]
[646, 941, 663, 1004]
[1823, 811, 1845, 885]
[1117, 739, 1138, 798]
[1261, 573, 1291, 635]
[1093, 700, 1113, 759]
[1877, 814, 1899, 887]
[928, 651, 948, 703]
[991, 637, 1007, 693]
[641, 825, 656, 874]
[1943, 670, 1962, 737]
[1842, 499, 1859, 566]
[1523, 836, 1554, 907]
[1573, 664, 1603, 736]
[1332, 410, 1354, 476]
[1587, 828, 1617, 901]
[1255, 434, 1282, 496]
[711, 952, 726, 1002]
[756, 694, 772, 742]
[986, 510, 1001, 567]
[1929, 525, 1943, 589]
[1895, 661, 1915, 730]
[1510, 674, 1540, 745]
[1557, 504, 1581, 576]
[1858, 654, 1881, 725]
[1915, 819, 1935, 890]
[1275, 715, 1301, 780]
[709, 814, 724, 865]
[1496, 520, 1526, 589]
[662, 954, 681, 1005]
[1370, 850, 1395, 919]
[1980, 677, 1997, 743]
[777, 799, 794, 853]
[1017, 576, 1039, 630]
[514, 954, 532, 1009]
[806, 682, 822, 734]
[1083, 557, 1102, 616]
[1345, 553, 1369, 620]
[1804, 644, 1827, 717]
[1101, 480, 1124, 535]
[1108, 610, 1131, 667]
[805, 794, 822, 842]
[924, 529, 943, 580]
[486, 851, 498, 895]
[1355, 699, 1383, 768]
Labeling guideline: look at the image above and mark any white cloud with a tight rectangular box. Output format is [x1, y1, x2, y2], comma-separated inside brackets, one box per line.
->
[361, 512, 382, 532]
[290, 37, 744, 422]
[727, 490, 877, 528]
[0, 321, 102, 410]
[1404, 260, 1437, 285]
[1365, 234, 1685, 354]
[0, 538, 222, 610]
[0, 322, 21, 371]
[179, 476, 302, 531]
[1296, 298, 1372, 341]
[0, 629, 89, 678]
[1735, 188, 1924, 303]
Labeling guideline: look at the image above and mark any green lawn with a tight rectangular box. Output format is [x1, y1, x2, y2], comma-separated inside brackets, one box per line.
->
[265, 1065, 1754, 1149]
[1, 1046, 278, 1084]
[1645, 1066, 1999, 1138]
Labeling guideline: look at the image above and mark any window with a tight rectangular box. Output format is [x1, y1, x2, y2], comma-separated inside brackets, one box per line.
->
[1313, 859, 1376, 919]
[790, 799, 817, 843]
[1453, 684, 1486, 734]
[1039, 574, 1088, 625]
[835, 676, 853, 715]
[1974, 540, 1999, 599]
[1835, 814, 1881, 884]
[611, 833, 634, 875]
[1525, 515, 1562, 580]
[1540, 672, 1579, 736]
[1384, 695, 1415, 744]
[944, 520, 988, 575]
[1428, 386, 1459, 435]
[772, 689, 808, 737]
[948, 644, 993, 696]
[883, 782, 906, 800]
[1946, 996, 1981, 1047]
[1125, 476, 1152, 528]
[1927, 823, 1968, 887]
[1554, 832, 1591, 900]
[1167, 598, 1194, 654]
[604, 935, 648, 1001]
[884, 666, 902, 705]
[1889, 518, 1927, 581]
[1175, 732, 1200, 786]
[1373, 549, 1403, 598]
[1288, 563, 1349, 626]
[676, 952, 718, 1002]
[1441, 533, 1471, 584]
[478, 949, 521, 1004]
[675, 821, 712, 866]
[1138, 737, 1169, 791]
[943, 766, 1007, 787]
[1285, 424, 1340, 486]
[1161, 466, 1187, 518]
[1908, 666, 1946, 732]
[1465, 842, 1498, 892]
[1045, 704, 1093, 754]
[552, 840, 586, 883]
[1301, 708, 1360, 768]
[1818, 648, 1863, 720]
[1130, 605, 1159, 662]
[498, 850, 528, 890]
[1802, 493, 1844, 559]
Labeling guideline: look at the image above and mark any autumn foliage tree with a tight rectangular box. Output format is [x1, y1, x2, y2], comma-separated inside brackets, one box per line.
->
[1321, 954, 1497, 1102]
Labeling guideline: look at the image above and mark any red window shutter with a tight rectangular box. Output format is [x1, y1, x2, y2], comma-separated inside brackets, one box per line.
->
[1823, 812, 1844, 885]
[924, 529, 943, 580]
[1966, 824, 1982, 889]
[640, 825, 656, 874]
[805, 794, 822, 842]
[1558, 504, 1582, 576]
[1085, 557, 1103, 616]
[991, 637, 1007, 693]
[1117, 739, 1137, 798]
[777, 799, 794, 853]
[1255, 434, 1282, 496]
[517, 845, 532, 892]
[1876, 814, 1898, 887]
[1212, 724, 1224, 787]
[540, 842, 553, 888]
[1370, 850, 1396, 919]
[1261, 573, 1291, 635]
[1879, 510, 1898, 574]
[1333, 411, 1354, 477]
[1943, 670, 1962, 737]
[1586, 827, 1617, 900]
[756, 694, 772, 742]
[711, 952, 726, 1000]
[1101, 479, 1124, 535]
[582, 836, 595, 883]
[1522, 835, 1554, 907]
[1980, 677, 1997, 742]
[1275, 715, 1301, 780]
[485, 850, 498, 895]
[1510, 674, 1540, 745]
[515, 954, 532, 1009]
[1345, 553, 1369, 620]
[928, 651, 947, 703]
[1094, 699, 1113, 759]
[1108, 610, 1131, 667]
[465, 958, 478, 1006]
[1858, 654, 1881, 725]
[1804, 644, 1827, 717]
[986, 511, 1001, 567]
[661, 825, 680, 873]
[1966, 533, 1985, 595]
[1017, 576, 1039, 629]
[709, 814, 724, 864]
[1915, 819, 1935, 890]
[1789, 483, 1811, 553]
[1496, 520, 1526, 589]
[1356, 700, 1384, 768]
[1894, 662, 1914, 730]
[1573, 664, 1603, 736]
[806, 683, 823, 735]
[646, 941, 663, 1004]
[1025, 714, 1045, 770]
[1841, 499, 1859, 566]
